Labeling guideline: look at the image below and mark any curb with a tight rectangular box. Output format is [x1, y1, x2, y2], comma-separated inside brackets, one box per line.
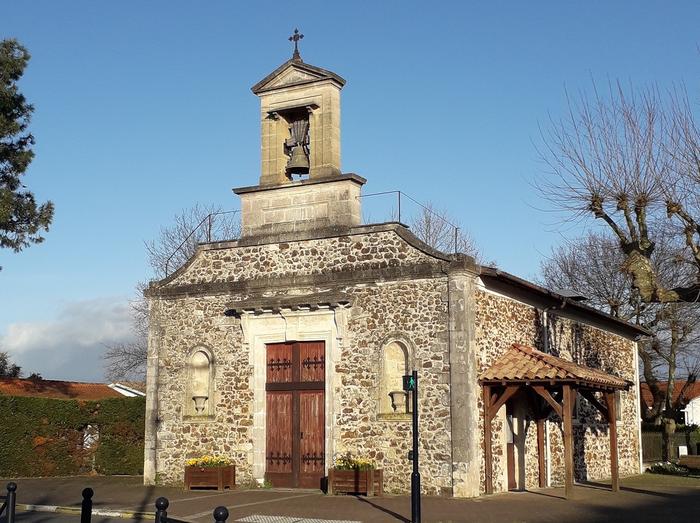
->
[16, 503, 155, 520]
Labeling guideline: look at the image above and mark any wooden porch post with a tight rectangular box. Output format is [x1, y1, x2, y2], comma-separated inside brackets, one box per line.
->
[605, 391, 620, 492]
[536, 418, 546, 488]
[562, 384, 575, 499]
[483, 384, 493, 495]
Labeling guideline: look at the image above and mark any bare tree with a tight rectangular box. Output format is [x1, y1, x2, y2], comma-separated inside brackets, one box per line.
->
[104, 204, 240, 381]
[408, 202, 484, 262]
[540, 233, 632, 317]
[540, 231, 700, 459]
[146, 203, 241, 280]
[0, 350, 21, 377]
[537, 81, 700, 303]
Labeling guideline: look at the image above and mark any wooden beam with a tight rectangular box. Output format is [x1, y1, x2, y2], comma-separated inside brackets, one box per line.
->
[537, 418, 546, 488]
[483, 384, 493, 495]
[563, 384, 575, 500]
[489, 385, 520, 420]
[579, 389, 608, 420]
[532, 385, 563, 418]
[605, 391, 620, 492]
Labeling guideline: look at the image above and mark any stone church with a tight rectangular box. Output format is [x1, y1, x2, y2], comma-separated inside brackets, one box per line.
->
[144, 42, 646, 497]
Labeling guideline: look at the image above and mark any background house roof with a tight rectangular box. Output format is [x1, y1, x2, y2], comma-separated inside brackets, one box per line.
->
[0, 378, 126, 400]
[640, 381, 700, 409]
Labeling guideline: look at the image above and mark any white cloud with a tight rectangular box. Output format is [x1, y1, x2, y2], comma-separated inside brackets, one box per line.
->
[1, 297, 136, 382]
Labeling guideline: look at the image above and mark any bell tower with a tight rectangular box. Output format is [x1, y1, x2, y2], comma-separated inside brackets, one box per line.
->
[234, 31, 365, 239]
[251, 29, 344, 184]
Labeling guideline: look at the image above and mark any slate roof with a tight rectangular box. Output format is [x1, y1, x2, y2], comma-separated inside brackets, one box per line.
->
[0, 378, 125, 400]
[479, 344, 630, 390]
[478, 267, 651, 339]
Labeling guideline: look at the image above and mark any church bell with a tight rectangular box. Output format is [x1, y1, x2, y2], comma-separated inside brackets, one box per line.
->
[286, 145, 310, 175]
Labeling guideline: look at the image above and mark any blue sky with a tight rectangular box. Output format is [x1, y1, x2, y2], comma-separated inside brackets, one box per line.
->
[1, 1, 698, 380]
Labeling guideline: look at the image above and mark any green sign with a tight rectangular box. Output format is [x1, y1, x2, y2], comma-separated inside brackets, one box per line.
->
[403, 374, 416, 391]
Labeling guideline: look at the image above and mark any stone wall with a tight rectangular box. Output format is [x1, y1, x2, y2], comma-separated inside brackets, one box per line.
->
[148, 225, 640, 496]
[148, 228, 453, 493]
[474, 286, 641, 493]
[337, 279, 452, 495]
[165, 228, 439, 287]
[150, 294, 252, 485]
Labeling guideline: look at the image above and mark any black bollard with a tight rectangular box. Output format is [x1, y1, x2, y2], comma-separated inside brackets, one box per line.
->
[213, 506, 229, 523]
[81, 488, 94, 523]
[155, 497, 169, 523]
[5, 483, 16, 523]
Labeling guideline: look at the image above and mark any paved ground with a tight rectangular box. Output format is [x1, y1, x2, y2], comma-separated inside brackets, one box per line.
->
[2, 474, 699, 522]
[13, 513, 128, 523]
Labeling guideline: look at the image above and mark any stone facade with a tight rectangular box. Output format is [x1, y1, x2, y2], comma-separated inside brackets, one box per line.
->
[146, 225, 456, 494]
[144, 226, 643, 495]
[143, 51, 644, 497]
[474, 286, 642, 493]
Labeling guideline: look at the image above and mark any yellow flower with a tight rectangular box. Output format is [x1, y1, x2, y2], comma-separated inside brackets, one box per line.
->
[186, 455, 232, 468]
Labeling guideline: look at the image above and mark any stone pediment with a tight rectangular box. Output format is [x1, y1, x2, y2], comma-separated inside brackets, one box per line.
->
[252, 58, 346, 94]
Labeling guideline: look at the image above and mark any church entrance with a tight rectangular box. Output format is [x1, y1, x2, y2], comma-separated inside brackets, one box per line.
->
[265, 341, 325, 488]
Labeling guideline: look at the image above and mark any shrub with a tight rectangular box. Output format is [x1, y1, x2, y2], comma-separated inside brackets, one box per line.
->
[647, 461, 689, 476]
[0, 396, 145, 477]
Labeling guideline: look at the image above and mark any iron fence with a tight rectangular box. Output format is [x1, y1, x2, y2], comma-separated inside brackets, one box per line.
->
[162, 190, 465, 277]
[358, 190, 462, 254]
[0, 482, 16, 523]
[164, 210, 240, 276]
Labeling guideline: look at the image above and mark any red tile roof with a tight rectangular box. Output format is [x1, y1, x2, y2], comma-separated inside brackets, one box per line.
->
[639, 381, 700, 409]
[0, 378, 124, 400]
[479, 344, 630, 390]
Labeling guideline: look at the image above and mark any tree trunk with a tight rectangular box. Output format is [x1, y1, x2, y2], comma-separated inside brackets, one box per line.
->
[662, 417, 677, 462]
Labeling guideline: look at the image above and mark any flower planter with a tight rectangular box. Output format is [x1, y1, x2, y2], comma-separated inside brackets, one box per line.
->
[185, 465, 235, 491]
[327, 468, 383, 496]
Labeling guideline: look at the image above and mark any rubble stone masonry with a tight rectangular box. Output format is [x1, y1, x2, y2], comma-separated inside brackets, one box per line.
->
[146, 224, 640, 496]
[474, 286, 641, 493]
[148, 227, 454, 494]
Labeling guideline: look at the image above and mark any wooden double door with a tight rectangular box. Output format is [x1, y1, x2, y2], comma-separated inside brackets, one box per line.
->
[265, 341, 325, 488]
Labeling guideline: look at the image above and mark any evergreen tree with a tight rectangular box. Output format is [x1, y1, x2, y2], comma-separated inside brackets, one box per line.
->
[0, 39, 53, 258]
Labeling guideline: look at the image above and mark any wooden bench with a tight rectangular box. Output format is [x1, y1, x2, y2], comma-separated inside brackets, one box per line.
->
[679, 455, 700, 470]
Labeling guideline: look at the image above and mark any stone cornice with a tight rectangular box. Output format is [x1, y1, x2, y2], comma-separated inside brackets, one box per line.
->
[224, 291, 352, 316]
[232, 173, 366, 195]
[251, 58, 346, 95]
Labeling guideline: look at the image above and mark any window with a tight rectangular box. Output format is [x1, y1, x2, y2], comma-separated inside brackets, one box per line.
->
[379, 340, 411, 417]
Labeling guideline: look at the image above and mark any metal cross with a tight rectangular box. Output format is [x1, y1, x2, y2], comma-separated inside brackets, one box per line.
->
[289, 28, 304, 60]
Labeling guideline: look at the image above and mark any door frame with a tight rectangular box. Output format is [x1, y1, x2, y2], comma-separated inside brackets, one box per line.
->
[239, 308, 347, 485]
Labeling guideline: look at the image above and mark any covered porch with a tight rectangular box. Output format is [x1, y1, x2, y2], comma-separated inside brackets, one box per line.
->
[480, 344, 631, 499]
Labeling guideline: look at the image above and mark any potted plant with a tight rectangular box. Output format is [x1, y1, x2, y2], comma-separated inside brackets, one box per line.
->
[184, 455, 235, 491]
[327, 453, 383, 496]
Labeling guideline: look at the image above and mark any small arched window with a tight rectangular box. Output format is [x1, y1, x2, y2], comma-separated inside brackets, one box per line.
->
[185, 348, 214, 418]
[379, 340, 411, 417]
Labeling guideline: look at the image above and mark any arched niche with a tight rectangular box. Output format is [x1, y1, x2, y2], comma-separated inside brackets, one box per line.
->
[378, 337, 413, 420]
[185, 346, 215, 419]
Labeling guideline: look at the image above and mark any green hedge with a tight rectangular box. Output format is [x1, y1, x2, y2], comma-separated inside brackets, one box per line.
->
[0, 396, 145, 477]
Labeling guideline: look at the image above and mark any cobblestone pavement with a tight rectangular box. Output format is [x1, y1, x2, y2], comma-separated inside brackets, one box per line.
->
[3, 474, 699, 522]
